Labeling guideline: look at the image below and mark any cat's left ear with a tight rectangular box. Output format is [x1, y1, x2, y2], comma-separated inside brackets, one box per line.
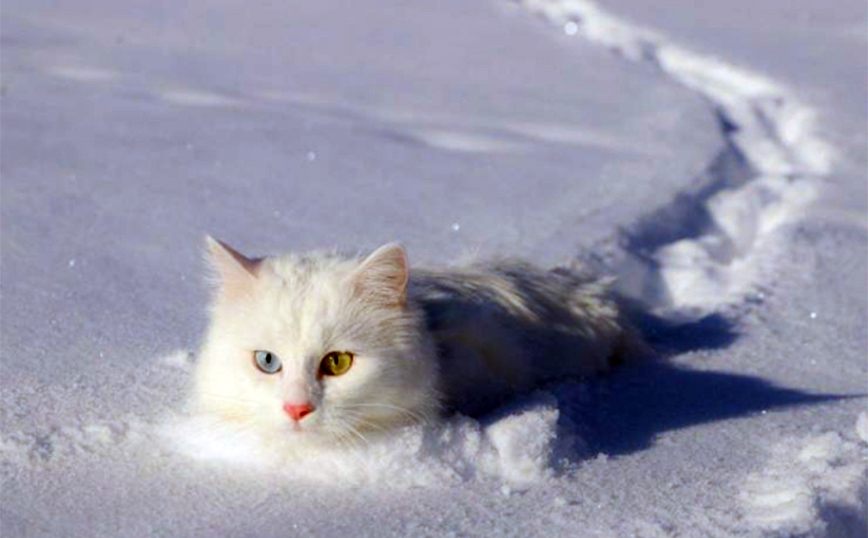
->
[205, 236, 262, 297]
[351, 243, 409, 305]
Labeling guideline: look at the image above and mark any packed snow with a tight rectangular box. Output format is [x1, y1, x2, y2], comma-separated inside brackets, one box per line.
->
[741, 425, 867, 537]
[1, 0, 865, 537]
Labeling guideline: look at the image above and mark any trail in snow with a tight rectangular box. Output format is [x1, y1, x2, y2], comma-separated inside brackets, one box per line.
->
[518, 0, 834, 320]
[740, 414, 868, 537]
[514, 2, 868, 534]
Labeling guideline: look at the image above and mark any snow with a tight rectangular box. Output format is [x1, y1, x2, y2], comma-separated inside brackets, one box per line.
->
[163, 387, 561, 489]
[2, 0, 866, 536]
[741, 428, 867, 536]
[857, 413, 868, 445]
[522, 0, 835, 319]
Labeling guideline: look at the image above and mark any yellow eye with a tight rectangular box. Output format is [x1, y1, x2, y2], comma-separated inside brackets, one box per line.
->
[320, 351, 354, 376]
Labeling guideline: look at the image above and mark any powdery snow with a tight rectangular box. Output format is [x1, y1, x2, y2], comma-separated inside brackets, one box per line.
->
[1, 0, 865, 537]
[741, 427, 867, 537]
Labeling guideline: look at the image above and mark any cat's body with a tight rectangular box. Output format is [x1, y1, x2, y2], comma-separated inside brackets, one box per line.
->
[411, 262, 638, 415]
[193, 238, 642, 446]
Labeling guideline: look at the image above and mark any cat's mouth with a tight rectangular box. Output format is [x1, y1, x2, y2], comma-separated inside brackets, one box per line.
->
[277, 423, 335, 445]
[284, 421, 305, 433]
[282, 419, 323, 436]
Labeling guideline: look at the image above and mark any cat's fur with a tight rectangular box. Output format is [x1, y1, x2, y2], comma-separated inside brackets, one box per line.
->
[193, 237, 644, 444]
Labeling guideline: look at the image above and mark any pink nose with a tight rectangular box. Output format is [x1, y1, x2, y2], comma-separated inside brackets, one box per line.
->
[283, 402, 315, 421]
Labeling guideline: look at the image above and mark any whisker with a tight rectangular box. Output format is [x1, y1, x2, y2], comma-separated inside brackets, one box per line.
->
[331, 429, 363, 452]
[334, 412, 399, 438]
[336, 403, 430, 425]
[339, 423, 370, 447]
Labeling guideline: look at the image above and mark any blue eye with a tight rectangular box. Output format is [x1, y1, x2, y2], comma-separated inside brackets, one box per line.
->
[254, 350, 282, 374]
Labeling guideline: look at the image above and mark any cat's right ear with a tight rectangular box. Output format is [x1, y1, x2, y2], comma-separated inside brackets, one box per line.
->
[204, 235, 261, 298]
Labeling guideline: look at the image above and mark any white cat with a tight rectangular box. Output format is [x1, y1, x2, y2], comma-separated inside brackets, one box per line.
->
[193, 237, 643, 447]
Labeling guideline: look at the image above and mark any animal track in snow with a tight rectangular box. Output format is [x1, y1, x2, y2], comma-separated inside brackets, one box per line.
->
[739, 417, 868, 536]
[0, 417, 148, 465]
[518, 0, 834, 320]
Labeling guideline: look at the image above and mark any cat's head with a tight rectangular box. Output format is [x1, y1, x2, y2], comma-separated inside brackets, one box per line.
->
[193, 237, 440, 445]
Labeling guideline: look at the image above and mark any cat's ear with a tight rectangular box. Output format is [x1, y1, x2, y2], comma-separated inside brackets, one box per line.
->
[351, 243, 409, 305]
[204, 236, 261, 297]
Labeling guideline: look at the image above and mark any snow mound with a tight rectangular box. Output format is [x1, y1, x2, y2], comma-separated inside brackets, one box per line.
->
[163, 376, 565, 490]
[858, 412, 868, 445]
[740, 424, 868, 537]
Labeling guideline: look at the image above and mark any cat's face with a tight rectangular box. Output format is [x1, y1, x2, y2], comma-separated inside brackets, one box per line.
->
[193, 238, 440, 445]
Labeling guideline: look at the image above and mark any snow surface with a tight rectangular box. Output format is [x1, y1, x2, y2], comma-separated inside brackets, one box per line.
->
[522, 0, 833, 319]
[2, 0, 866, 536]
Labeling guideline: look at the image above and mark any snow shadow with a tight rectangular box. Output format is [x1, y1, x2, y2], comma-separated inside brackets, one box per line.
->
[632, 310, 738, 354]
[822, 497, 868, 538]
[553, 361, 854, 458]
[543, 308, 860, 459]
[621, 137, 752, 258]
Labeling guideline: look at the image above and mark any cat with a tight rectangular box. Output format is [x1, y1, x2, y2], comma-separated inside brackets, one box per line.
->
[192, 237, 645, 447]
